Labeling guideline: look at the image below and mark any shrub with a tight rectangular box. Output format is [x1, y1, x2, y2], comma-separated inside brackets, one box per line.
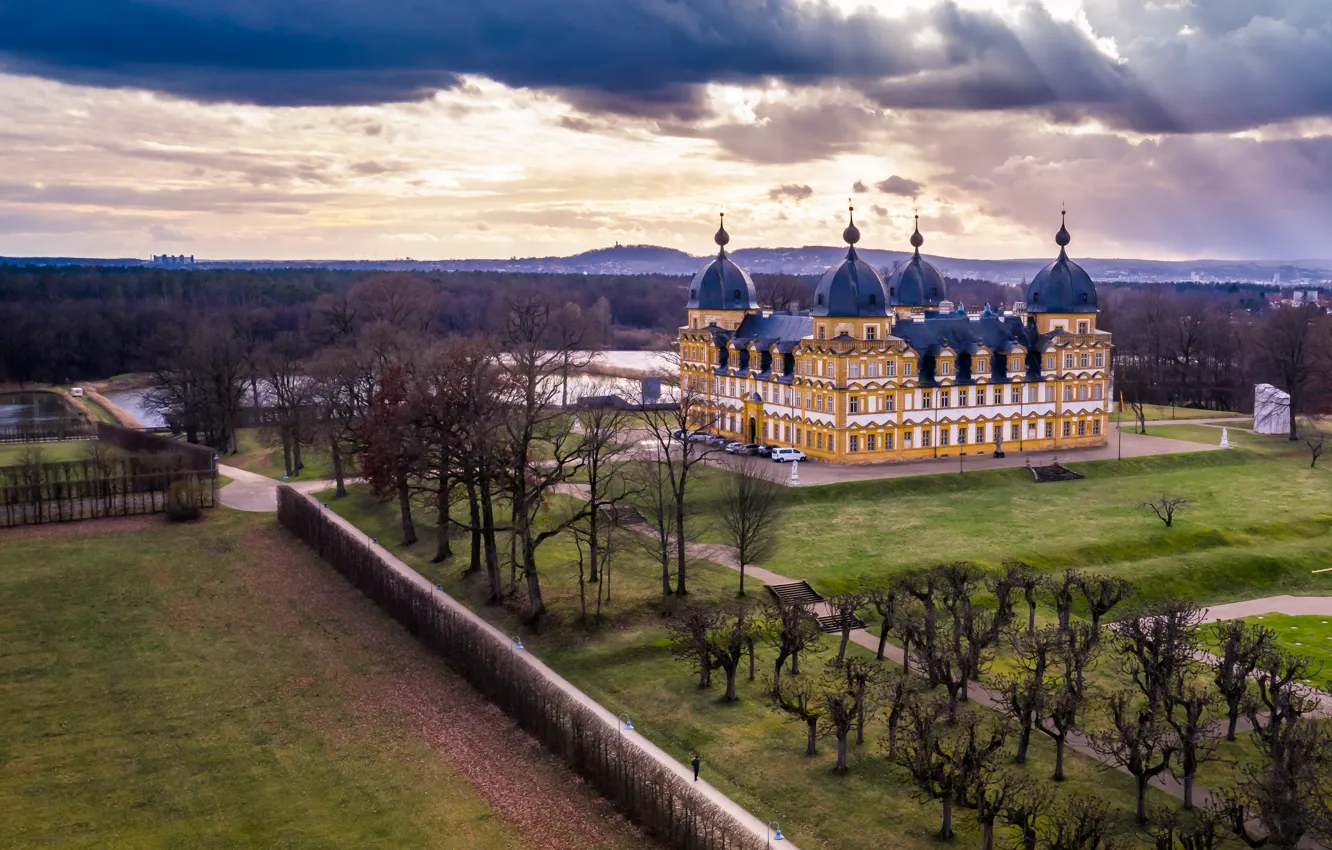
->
[166, 478, 203, 522]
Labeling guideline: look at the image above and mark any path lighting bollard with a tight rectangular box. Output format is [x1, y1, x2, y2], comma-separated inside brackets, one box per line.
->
[371, 537, 378, 546]
[512, 636, 524, 651]
[618, 713, 633, 734]
[767, 821, 784, 846]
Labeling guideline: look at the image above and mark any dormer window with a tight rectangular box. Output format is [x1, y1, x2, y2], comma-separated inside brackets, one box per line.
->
[866, 326, 878, 341]
[869, 293, 877, 305]
[1078, 320, 1090, 334]
[818, 294, 825, 306]
[733, 289, 742, 299]
[939, 361, 951, 375]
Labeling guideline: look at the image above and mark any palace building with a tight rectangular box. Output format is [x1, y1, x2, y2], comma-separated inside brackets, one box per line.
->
[678, 210, 1112, 463]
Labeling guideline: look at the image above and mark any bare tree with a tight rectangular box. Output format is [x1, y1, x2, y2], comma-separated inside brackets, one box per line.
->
[865, 580, 904, 660]
[1112, 600, 1205, 712]
[1000, 775, 1057, 850]
[767, 671, 825, 756]
[997, 626, 1060, 765]
[1212, 620, 1277, 741]
[1077, 573, 1133, 633]
[758, 598, 823, 691]
[1255, 302, 1328, 441]
[827, 591, 868, 662]
[1040, 795, 1121, 850]
[575, 403, 637, 584]
[667, 606, 720, 690]
[881, 669, 920, 760]
[1140, 495, 1193, 528]
[1047, 569, 1081, 632]
[1002, 561, 1041, 635]
[1089, 692, 1177, 825]
[1298, 414, 1327, 468]
[1215, 717, 1332, 849]
[1165, 683, 1222, 811]
[1147, 804, 1231, 850]
[715, 456, 786, 596]
[630, 448, 680, 596]
[756, 275, 805, 312]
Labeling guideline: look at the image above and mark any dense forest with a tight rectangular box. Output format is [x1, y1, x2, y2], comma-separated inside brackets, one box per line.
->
[1, 265, 1326, 428]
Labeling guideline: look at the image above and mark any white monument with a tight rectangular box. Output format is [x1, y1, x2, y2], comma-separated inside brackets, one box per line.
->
[1220, 428, 1230, 448]
[1253, 383, 1290, 435]
[789, 460, 799, 486]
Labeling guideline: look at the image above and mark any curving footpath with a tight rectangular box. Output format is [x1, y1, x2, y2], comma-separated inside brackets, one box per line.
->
[216, 464, 341, 512]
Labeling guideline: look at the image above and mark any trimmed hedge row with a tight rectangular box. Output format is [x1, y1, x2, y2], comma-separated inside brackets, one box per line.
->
[276, 486, 768, 850]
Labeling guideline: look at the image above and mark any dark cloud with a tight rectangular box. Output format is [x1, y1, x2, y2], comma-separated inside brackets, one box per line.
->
[871, 205, 889, 217]
[688, 100, 884, 163]
[853, 180, 869, 193]
[768, 184, 813, 202]
[876, 176, 923, 197]
[2, 0, 1325, 134]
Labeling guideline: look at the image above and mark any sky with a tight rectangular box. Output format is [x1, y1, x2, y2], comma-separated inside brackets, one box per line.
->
[1, 0, 1331, 262]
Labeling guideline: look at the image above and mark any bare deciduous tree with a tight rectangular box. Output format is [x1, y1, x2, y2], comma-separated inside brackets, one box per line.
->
[758, 598, 823, 691]
[715, 456, 786, 596]
[1089, 692, 1177, 825]
[1139, 495, 1193, 528]
[1040, 794, 1121, 850]
[1212, 619, 1277, 741]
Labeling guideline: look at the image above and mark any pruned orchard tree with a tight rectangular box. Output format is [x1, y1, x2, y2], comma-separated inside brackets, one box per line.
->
[714, 455, 786, 596]
[1077, 573, 1133, 633]
[827, 590, 868, 663]
[864, 579, 904, 660]
[1215, 717, 1332, 850]
[767, 670, 825, 757]
[758, 598, 823, 691]
[1112, 599, 1205, 712]
[1212, 619, 1278, 741]
[667, 605, 721, 691]
[1089, 692, 1177, 825]
[1001, 561, 1041, 635]
[1164, 682, 1222, 811]
[996, 626, 1060, 765]
[1047, 569, 1081, 632]
[1040, 794, 1121, 850]
[999, 773, 1056, 850]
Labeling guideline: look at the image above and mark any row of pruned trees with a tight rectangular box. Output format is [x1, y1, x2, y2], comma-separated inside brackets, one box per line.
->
[668, 564, 1332, 849]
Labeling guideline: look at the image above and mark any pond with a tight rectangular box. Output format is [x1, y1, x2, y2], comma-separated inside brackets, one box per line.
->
[0, 392, 77, 426]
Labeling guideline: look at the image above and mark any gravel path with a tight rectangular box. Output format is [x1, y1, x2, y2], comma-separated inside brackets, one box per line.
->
[217, 464, 340, 511]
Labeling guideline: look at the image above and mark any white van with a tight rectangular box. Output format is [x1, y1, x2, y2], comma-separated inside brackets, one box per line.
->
[770, 448, 807, 463]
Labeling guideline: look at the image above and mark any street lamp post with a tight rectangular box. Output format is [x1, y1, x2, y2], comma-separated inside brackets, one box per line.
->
[767, 821, 784, 846]
[618, 713, 633, 736]
[511, 635, 524, 651]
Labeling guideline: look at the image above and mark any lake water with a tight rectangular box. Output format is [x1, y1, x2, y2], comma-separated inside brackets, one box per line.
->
[0, 392, 75, 426]
[105, 350, 675, 429]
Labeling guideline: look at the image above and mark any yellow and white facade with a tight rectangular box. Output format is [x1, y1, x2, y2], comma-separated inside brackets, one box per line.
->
[678, 212, 1112, 464]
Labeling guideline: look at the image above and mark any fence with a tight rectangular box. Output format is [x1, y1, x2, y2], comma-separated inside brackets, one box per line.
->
[276, 486, 772, 850]
[95, 422, 215, 472]
[0, 390, 94, 443]
[0, 447, 215, 528]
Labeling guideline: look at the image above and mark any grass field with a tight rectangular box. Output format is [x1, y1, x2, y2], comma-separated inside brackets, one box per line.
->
[0, 439, 104, 466]
[0, 512, 640, 849]
[233, 428, 338, 483]
[1110, 403, 1246, 423]
[319, 484, 1178, 850]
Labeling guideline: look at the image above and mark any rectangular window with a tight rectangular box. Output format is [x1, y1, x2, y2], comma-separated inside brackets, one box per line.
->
[939, 390, 950, 408]
[994, 387, 1003, 405]
[975, 425, 985, 443]
[784, 425, 791, 441]
[886, 432, 895, 450]
[816, 394, 824, 412]
[1011, 357, 1022, 372]
[977, 358, 988, 372]
[1064, 354, 1074, 369]
[1045, 422, 1053, 438]
[1011, 386, 1022, 404]
[849, 396, 859, 414]
[939, 361, 951, 375]
[795, 427, 802, 444]
[817, 432, 824, 450]
[1063, 421, 1071, 437]
[1045, 356, 1055, 370]
[1093, 419, 1102, 436]
[868, 362, 879, 378]
[1078, 321, 1090, 334]
[958, 427, 967, 445]
[922, 392, 932, 409]
[1079, 353, 1089, 369]
[849, 435, 859, 452]
[818, 326, 826, 339]
[849, 362, 861, 379]
[867, 434, 876, 451]
[1078, 420, 1086, 436]
[1093, 384, 1103, 400]
[1078, 385, 1088, 401]
[885, 395, 896, 413]
[1095, 352, 1105, 368]
[807, 430, 813, 448]
[958, 389, 968, 407]
[806, 392, 812, 409]
[1045, 385, 1055, 402]
[886, 361, 897, 377]
[1011, 423, 1020, 441]
[866, 326, 877, 341]
[1028, 385, 1039, 403]
[1028, 422, 1038, 436]
[922, 430, 932, 448]
[1064, 385, 1072, 402]
[940, 428, 950, 447]
[903, 362, 913, 377]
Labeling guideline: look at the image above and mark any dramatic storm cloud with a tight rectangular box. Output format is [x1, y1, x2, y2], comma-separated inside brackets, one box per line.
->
[0, 0, 1330, 260]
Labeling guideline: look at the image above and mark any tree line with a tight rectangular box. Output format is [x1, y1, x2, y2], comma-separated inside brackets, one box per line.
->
[668, 566, 1332, 849]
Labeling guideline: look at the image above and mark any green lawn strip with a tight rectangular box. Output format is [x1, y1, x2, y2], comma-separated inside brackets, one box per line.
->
[1144, 424, 1301, 456]
[0, 513, 521, 849]
[319, 484, 1180, 849]
[0, 439, 114, 466]
[1110, 404, 1243, 423]
[232, 428, 337, 483]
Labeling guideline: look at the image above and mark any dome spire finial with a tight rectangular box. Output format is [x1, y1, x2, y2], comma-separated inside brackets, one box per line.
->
[1055, 205, 1070, 251]
[842, 200, 861, 247]
[909, 211, 924, 252]
[714, 211, 730, 256]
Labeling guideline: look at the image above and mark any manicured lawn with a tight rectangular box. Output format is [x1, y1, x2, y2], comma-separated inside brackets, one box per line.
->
[1207, 614, 1332, 675]
[0, 512, 543, 849]
[320, 484, 1175, 850]
[1110, 403, 1244, 422]
[0, 439, 105, 466]
[233, 427, 339, 483]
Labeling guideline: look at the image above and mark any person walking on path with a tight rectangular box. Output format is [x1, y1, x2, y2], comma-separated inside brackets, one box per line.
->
[691, 754, 701, 782]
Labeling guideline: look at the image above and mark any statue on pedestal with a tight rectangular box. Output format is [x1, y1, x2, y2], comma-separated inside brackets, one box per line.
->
[1220, 428, 1230, 449]
[993, 429, 1005, 458]
[790, 460, 800, 486]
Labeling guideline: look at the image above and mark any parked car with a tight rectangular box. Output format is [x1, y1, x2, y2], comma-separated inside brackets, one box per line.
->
[770, 447, 807, 463]
[705, 434, 730, 446]
[724, 441, 748, 454]
[687, 431, 711, 443]
[756, 444, 773, 457]
[738, 443, 761, 455]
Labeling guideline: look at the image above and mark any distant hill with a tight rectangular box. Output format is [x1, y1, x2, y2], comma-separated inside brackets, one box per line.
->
[5, 244, 1332, 284]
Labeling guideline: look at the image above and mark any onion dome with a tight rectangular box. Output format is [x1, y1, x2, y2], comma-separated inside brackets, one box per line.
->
[811, 206, 889, 318]
[686, 212, 759, 312]
[887, 215, 947, 307]
[1026, 210, 1097, 313]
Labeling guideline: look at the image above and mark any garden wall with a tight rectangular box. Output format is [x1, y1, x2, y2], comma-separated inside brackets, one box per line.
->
[276, 485, 776, 850]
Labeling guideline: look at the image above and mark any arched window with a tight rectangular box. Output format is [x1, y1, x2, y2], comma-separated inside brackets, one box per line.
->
[868, 293, 877, 305]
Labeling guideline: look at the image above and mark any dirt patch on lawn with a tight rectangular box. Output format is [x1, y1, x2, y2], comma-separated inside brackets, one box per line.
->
[232, 524, 645, 850]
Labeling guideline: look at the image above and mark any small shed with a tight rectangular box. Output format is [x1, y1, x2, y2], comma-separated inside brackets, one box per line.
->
[1253, 383, 1290, 435]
